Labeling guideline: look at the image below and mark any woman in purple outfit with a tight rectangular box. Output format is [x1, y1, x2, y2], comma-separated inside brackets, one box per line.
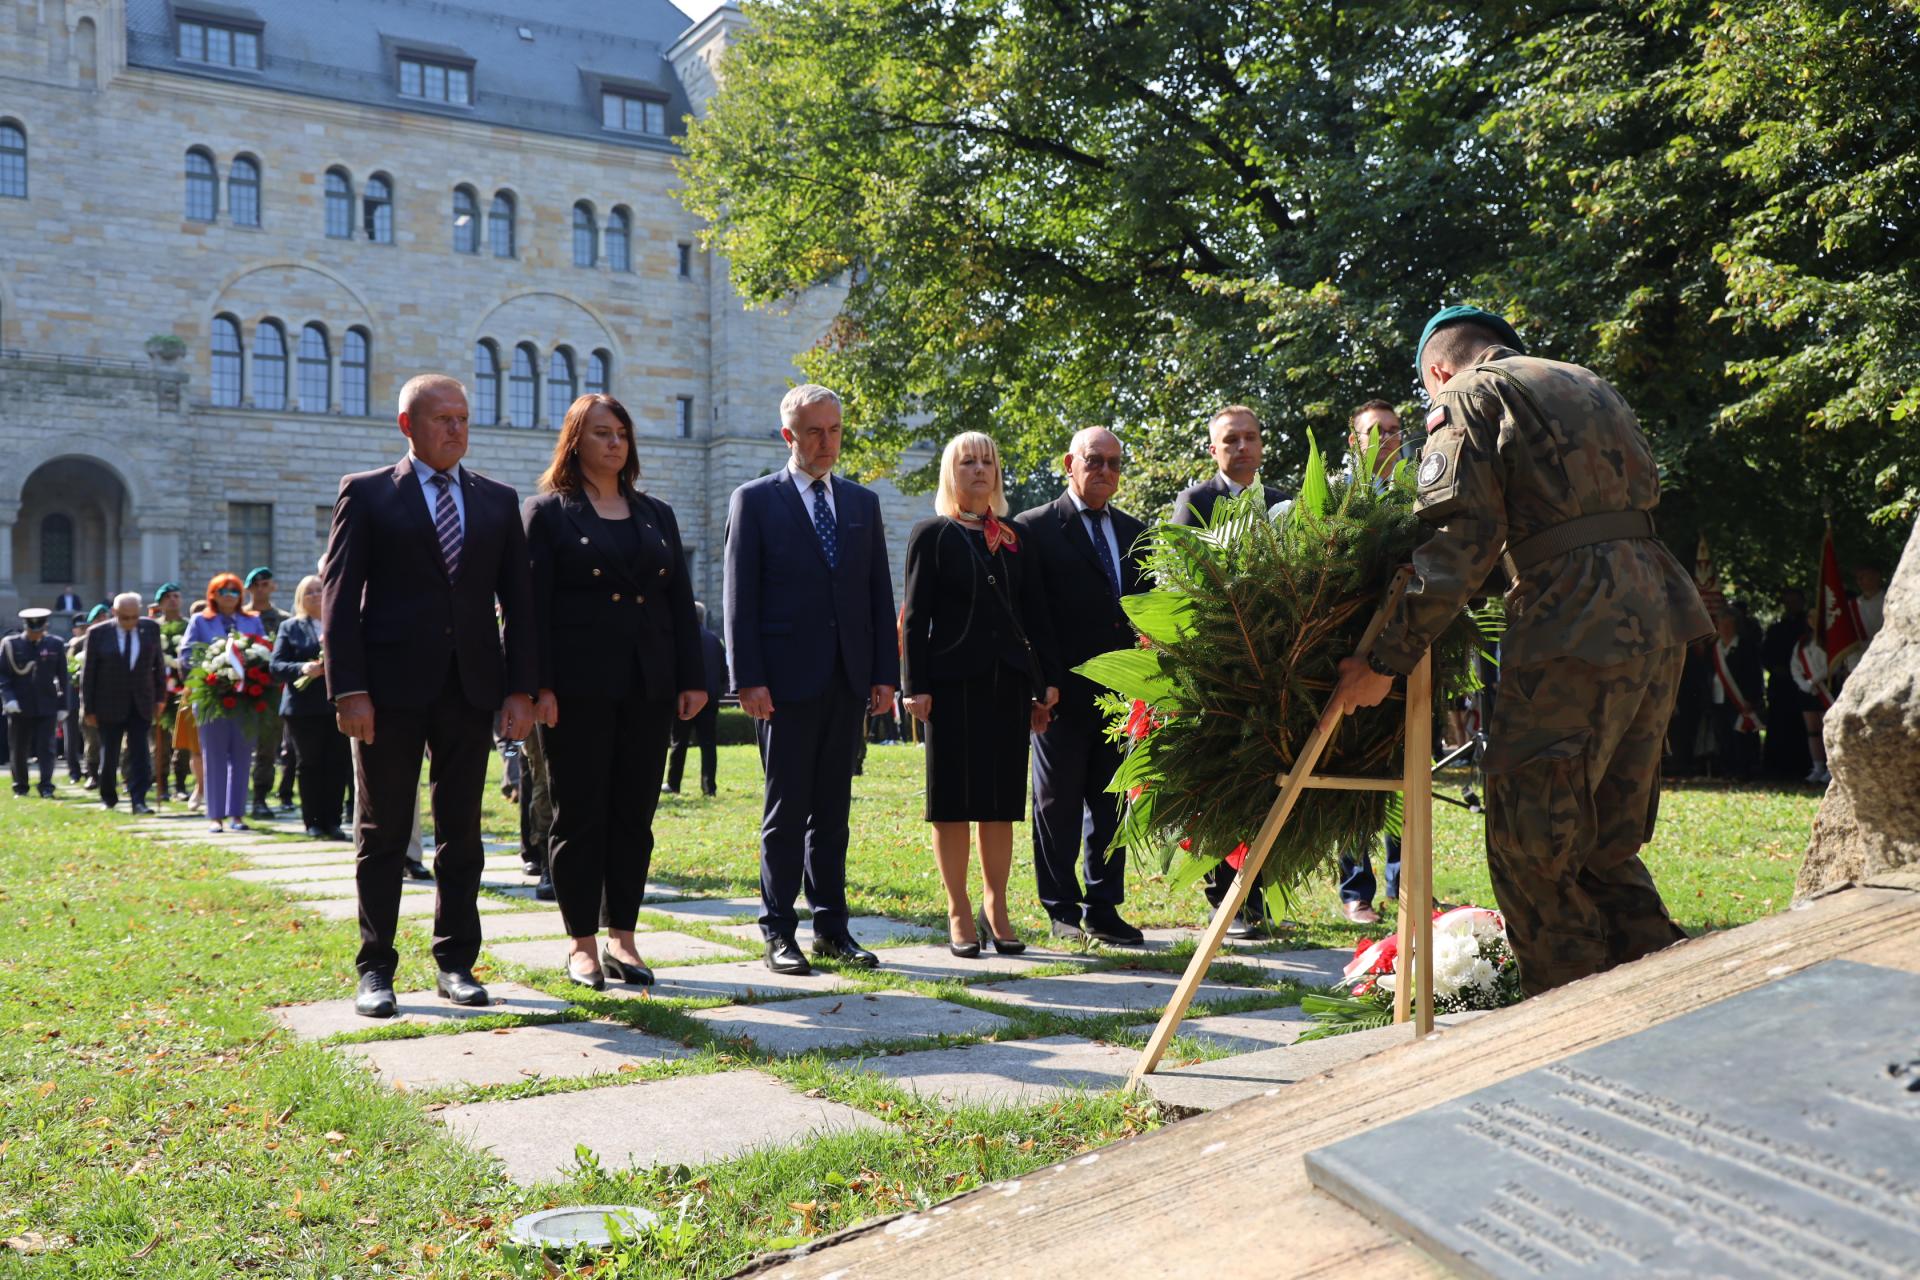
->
[183, 572, 267, 832]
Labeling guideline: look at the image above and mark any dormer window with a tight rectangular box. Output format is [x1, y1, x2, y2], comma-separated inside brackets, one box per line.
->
[178, 18, 260, 70]
[602, 90, 666, 136]
[400, 56, 472, 105]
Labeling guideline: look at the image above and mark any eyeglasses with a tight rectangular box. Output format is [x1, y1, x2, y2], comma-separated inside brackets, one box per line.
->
[216, 588, 240, 597]
[1078, 455, 1125, 473]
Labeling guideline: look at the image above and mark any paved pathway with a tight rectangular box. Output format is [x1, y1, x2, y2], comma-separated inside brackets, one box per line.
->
[107, 802, 1451, 1190]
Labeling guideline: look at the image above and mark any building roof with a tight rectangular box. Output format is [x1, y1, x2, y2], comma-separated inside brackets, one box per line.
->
[126, 0, 698, 150]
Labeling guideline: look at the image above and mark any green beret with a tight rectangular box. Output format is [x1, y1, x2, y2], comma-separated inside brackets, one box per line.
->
[244, 567, 274, 586]
[1416, 305, 1525, 370]
[85, 605, 109, 622]
[155, 581, 181, 598]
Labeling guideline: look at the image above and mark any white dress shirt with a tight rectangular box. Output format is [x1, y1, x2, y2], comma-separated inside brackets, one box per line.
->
[1068, 491, 1124, 578]
[788, 456, 837, 522]
[411, 454, 466, 539]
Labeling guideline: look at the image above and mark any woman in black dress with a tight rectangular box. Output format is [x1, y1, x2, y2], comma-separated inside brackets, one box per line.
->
[902, 432, 1059, 956]
[524, 394, 708, 989]
[268, 574, 349, 838]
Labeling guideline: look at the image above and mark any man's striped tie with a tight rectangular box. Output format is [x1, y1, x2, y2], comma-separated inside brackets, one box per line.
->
[431, 473, 462, 579]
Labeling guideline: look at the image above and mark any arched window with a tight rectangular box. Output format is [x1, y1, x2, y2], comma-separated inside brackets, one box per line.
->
[0, 121, 25, 199]
[324, 168, 352, 238]
[39, 514, 74, 584]
[572, 202, 596, 268]
[229, 154, 260, 226]
[605, 206, 630, 272]
[490, 191, 515, 258]
[472, 341, 501, 424]
[253, 320, 288, 410]
[508, 343, 537, 427]
[363, 172, 393, 243]
[185, 147, 217, 221]
[585, 349, 610, 396]
[210, 314, 243, 406]
[342, 328, 370, 416]
[452, 185, 478, 254]
[297, 323, 330, 412]
[547, 348, 577, 426]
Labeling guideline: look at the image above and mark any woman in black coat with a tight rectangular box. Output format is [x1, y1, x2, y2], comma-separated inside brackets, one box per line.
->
[524, 394, 707, 990]
[902, 431, 1060, 956]
[268, 574, 349, 838]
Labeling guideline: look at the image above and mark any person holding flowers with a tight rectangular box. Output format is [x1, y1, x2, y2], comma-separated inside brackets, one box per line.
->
[271, 574, 348, 838]
[902, 432, 1060, 956]
[183, 572, 268, 832]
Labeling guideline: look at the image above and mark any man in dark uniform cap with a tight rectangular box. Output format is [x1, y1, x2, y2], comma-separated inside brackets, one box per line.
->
[2, 609, 70, 797]
[1332, 305, 1712, 995]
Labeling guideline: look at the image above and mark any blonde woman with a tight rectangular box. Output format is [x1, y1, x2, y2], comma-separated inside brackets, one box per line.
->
[270, 574, 349, 838]
[901, 432, 1060, 955]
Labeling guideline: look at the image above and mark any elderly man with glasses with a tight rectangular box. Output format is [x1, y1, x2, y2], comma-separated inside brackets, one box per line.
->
[1016, 427, 1150, 945]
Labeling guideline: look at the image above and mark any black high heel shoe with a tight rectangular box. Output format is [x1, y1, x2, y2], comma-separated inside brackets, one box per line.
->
[947, 914, 981, 958]
[601, 944, 654, 986]
[567, 954, 605, 991]
[977, 905, 1026, 955]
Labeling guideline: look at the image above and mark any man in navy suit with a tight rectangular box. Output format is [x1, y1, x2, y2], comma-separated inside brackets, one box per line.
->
[724, 384, 899, 975]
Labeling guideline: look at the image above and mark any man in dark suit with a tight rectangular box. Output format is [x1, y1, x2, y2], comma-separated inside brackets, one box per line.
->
[725, 384, 899, 975]
[1017, 427, 1150, 945]
[666, 601, 727, 797]
[1, 608, 69, 797]
[323, 373, 537, 1019]
[1171, 405, 1289, 937]
[53, 586, 83, 614]
[81, 593, 165, 813]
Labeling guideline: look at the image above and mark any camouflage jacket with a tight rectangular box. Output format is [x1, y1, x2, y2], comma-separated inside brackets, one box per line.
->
[1375, 346, 1713, 671]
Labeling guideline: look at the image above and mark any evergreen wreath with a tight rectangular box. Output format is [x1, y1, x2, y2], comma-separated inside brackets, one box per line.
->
[1076, 437, 1495, 915]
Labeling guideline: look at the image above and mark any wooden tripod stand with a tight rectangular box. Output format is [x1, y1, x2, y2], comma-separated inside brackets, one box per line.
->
[1127, 570, 1435, 1090]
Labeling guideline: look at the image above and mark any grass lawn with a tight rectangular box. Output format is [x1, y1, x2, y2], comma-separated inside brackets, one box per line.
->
[0, 731, 1819, 1276]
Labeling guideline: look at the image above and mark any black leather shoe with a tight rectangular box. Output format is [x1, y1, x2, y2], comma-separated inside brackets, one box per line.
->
[354, 971, 397, 1019]
[1083, 907, 1146, 946]
[765, 935, 811, 975]
[405, 858, 434, 881]
[324, 827, 348, 841]
[534, 875, 556, 901]
[1225, 911, 1270, 941]
[130, 802, 154, 815]
[978, 905, 1026, 955]
[435, 969, 489, 1006]
[566, 955, 605, 991]
[37, 786, 55, 799]
[601, 944, 653, 986]
[304, 825, 325, 838]
[813, 934, 879, 968]
[1048, 916, 1087, 942]
[11, 788, 27, 798]
[250, 802, 274, 821]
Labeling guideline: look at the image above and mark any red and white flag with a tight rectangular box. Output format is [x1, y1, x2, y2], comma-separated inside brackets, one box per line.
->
[1817, 523, 1865, 668]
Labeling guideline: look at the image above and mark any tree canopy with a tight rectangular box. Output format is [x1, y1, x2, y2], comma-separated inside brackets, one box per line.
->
[677, 0, 1919, 600]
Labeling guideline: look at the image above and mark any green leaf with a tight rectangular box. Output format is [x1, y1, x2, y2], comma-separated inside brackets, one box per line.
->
[1120, 591, 1197, 645]
[1073, 648, 1174, 702]
[1168, 848, 1218, 894]
[1105, 740, 1159, 796]
[1295, 431, 1331, 522]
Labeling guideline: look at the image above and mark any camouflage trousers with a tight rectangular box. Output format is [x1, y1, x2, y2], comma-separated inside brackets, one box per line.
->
[1483, 646, 1689, 996]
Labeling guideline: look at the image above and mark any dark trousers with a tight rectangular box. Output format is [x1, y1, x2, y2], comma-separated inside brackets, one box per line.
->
[1029, 698, 1126, 923]
[285, 714, 350, 833]
[63, 715, 82, 778]
[351, 669, 492, 976]
[666, 702, 718, 795]
[1203, 860, 1271, 918]
[97, 716, 153, 808]
[755, 690, 862, 941]
[8, 715, 56, 792]
[544, 689, 673, 936]
[1338, 834, 1402, 905]
[251, 713, 284, 807]
[1710, 706, 1761, 780]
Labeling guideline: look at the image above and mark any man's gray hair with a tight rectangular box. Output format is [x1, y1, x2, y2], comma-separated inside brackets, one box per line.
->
[397, 373, 468, 420]
[112, 591, 142, 611]
[779, 383, 841, 429]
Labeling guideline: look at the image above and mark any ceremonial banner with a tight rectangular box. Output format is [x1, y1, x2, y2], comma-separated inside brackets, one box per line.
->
[1817, 523, 1864, 667]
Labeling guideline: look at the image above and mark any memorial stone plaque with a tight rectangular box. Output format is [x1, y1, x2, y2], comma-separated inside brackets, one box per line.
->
[1304, 960, 1920, 1279]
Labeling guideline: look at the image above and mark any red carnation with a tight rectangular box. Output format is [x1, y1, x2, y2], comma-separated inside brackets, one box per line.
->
[1224, 842, 1250, 871]
[204, 672, 218, 686]
[253, 700, 266, 711]
[221, 696, 237, 708]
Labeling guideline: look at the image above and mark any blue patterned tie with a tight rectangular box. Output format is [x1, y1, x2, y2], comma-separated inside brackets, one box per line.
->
[810, 479, 839, 569]
[431, 473, 463, 579]
[1085, 507, 1121, 597]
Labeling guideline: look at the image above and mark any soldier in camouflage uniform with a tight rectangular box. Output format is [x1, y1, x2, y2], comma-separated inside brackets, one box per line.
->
[1332, 305, 1713, 995]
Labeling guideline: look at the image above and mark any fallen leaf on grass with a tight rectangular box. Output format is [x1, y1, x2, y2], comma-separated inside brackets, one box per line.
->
[4, 1232, 71, 1254]
[32, 1082, 55, 1098]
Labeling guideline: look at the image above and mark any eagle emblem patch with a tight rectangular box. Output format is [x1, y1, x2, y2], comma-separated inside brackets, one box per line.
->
[1418, 452, 1448, 487]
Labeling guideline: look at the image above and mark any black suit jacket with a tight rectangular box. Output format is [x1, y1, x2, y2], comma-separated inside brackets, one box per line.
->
[321, 454, 537, 710]
[81, 618, 164, 723]
[697, 627, 727, 702]
[901, 516, 1061, 698]
[1170, 473, 1288, 528]
[522, 489, 704, 702]
[269, 616, 331, 717]
[1014, 493, 1149, 711]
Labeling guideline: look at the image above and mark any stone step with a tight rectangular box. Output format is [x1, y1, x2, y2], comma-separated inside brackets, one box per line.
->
[861, 1035, 1134, 1106]
[253, 874, 428, 898]
[638, 958, 858, 1002]
[968, 971, 1269, 1019]
[485, 933, 746, 971]
[271, 981, 573, 1040]
[834, 943, 1103, 987]
[712, 916, 943, 948]
[292, 895, 519, 921]
[1125, 1006, 1313, 1054]
[691, 991, 1012, 1054]
[339, 1020, 693, 1091]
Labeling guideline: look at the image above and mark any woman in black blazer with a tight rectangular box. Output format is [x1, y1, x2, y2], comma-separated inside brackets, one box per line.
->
[269, 574, 350, 839]
[902, 432, 1060, 956]
[524, 394, 708, 990]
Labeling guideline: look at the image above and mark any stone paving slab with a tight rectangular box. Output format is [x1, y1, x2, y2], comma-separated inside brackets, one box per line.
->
[271, 981, 573, 1040]
[235, 849, 360, 868]
[438, 1070, 884, 1185]
[1137, 1014, 1481, 1112]
[640, 896, 783, 924]
[1213, 948, 1354, 989]
[339, 1020, 693, 1090]
[231, 863, 364, 884]
[457, 909, 575, 940]
[712, 916, 943, 948]
[633, 959, 858, 1002]
[293, 895, 519, 920]
[854, 943, 1103, 986]
[691, 991, 1011, 1053]
[486, 933, 745, 971]
[262, 875, 428, 898]
[1125, 1006, 1313, 1054]
[861, 1035, 1133, 1105]
[228, 838, 356, 853]
[969, 970, 1268, 1019]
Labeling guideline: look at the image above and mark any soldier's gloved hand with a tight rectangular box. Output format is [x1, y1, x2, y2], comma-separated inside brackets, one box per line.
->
[1, 700, 18, 715]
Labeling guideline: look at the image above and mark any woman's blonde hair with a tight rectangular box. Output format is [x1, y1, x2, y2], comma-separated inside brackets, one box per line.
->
[933, 431, 1009, 519]
[290, 573, 324, 620]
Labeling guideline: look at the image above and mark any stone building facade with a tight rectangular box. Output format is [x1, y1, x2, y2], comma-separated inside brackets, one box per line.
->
[0, 0, 925, 628]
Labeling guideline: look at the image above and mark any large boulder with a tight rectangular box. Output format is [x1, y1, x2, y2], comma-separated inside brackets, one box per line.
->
[1795, 516, 1920, 900]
